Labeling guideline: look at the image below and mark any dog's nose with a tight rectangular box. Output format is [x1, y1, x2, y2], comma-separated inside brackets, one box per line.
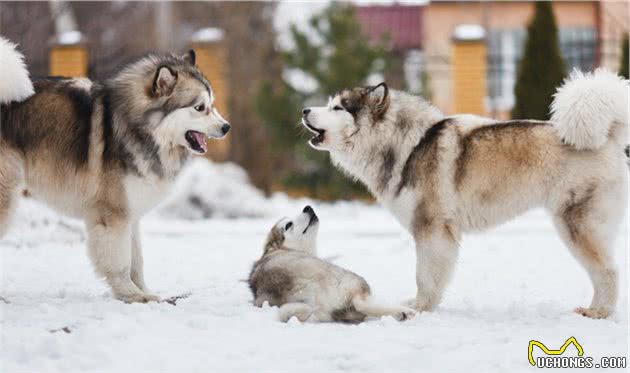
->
[303, 205, 313, 214]
[302, 108, 311, 116]
[221, 123, 231, 135]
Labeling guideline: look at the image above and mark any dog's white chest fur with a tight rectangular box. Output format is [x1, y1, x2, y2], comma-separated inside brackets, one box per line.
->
[379, 190, 417, 234]
[124, 176, 174, 218]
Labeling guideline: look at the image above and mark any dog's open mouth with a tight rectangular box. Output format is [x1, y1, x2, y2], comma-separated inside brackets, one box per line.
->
[303, 120, 326, 146]
[185, 130, 208, 154]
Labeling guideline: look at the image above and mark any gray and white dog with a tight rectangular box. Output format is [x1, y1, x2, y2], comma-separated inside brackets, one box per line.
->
[0, 38, 230, 303]
[302, 70, 628, 319]
[249, 206, 416, 323]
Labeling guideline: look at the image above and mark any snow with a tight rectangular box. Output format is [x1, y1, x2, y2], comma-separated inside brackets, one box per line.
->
[274, 1, 328, 51]
[282, 68, 319, 95]
[57, 30, 83, 45]
[157, 159, 309, 220]
[191, 28, 225, 43]
[453, 24, 486, 41]
[1, 172, 628, 371]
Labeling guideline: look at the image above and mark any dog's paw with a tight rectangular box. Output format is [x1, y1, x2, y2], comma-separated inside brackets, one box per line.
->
[412, 296, 438, 313]
[393, 307, 417, 322]
[403, 296, 434, 312]
[116, 292, 160, 304]
[574, 307, 610, 319]
[402, 297, 416, 308]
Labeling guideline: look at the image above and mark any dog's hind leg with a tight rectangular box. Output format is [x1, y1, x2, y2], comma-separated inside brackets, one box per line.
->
[352, 296, 416, 321]
[552, 183, 624, 319]
[278, 303, 313, 322]
[0, 146, 23, 238]
[130, 222, 149, 292]
[86, 210, 159, 303]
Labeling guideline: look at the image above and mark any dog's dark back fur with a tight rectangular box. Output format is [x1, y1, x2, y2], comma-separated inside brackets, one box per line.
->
[1, 79, 98, 169]
[0, 52, 210, 178]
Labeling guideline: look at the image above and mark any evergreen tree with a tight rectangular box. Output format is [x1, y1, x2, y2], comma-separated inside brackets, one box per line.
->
[256, 4, 388, 199]
[512, 2, 565, 120]
[620, 34, 629, 79]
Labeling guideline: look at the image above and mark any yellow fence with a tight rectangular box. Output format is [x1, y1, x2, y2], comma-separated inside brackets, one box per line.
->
[451, 40, 487, 115]
[192, 41, 231, 162]
[49, 45, 88, 77]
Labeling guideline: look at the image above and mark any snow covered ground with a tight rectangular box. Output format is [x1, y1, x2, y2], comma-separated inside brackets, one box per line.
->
[1, 190, 628, 372]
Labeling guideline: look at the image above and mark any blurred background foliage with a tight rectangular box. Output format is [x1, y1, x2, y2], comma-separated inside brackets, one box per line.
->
[511, 1, 565, 120]
[1, 1, 628, 200]
[621, 33, 629, 79]
[257, 4, 389, 200]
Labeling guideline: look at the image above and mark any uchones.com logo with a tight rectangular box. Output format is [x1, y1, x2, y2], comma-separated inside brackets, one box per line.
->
[528, 337, 626, 369]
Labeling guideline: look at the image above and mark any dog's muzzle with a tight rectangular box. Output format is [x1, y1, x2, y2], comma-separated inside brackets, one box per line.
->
[302, 111, 325, 146]
[221, 123, 231, 135]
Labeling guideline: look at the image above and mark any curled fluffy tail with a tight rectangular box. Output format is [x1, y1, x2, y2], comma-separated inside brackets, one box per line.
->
[0, 37, 34, 104]
[550, 69, 628, 150]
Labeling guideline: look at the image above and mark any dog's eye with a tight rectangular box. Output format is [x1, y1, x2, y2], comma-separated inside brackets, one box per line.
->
[285, 222, 293, 230]
[194, 104, 205, 112]
[333, 106, 344, 111]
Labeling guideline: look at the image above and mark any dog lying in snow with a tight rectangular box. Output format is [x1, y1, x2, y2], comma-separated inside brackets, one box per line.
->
[248, 206, 416, 323]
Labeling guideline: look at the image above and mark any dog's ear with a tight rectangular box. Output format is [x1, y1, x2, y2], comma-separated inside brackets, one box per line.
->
[182, 49, 196, 66]
[153, 66, 177, 97]
[367, 82, 389, 121]
[264, 225, 285, 254]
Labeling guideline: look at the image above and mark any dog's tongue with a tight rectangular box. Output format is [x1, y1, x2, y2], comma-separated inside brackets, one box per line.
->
[192, 132, 208, 153]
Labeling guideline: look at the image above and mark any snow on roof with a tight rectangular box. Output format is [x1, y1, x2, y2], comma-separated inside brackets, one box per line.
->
[191, 28, 225, 43]
[453, 24, 486, 41]
[57, 30, 83, 45]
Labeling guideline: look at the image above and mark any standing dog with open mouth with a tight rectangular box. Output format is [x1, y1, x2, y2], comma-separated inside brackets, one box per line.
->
[0, 38, 230, 303]
[248, 206, 416, 323]
[301, 70, 628, 318]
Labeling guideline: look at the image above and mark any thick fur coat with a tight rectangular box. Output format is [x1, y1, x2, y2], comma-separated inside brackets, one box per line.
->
[302, 70, 628, 319]
[0, 38, 230, 302]
[249, 206, 416, 323]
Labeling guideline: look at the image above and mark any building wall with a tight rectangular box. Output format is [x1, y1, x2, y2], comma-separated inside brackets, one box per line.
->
[599, 1, 630, 71]
[423, 1, 598, 116]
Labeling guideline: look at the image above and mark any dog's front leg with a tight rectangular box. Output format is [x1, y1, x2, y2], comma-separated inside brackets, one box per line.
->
[414, 227, 460, 312]
[130, 222, 149, 292]
[86, 213, 159, 303]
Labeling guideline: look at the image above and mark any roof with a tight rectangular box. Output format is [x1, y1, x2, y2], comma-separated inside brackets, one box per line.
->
[356, 5, 424, 50]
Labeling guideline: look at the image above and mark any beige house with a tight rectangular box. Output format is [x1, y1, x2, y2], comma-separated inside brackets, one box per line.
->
[421, 1, 628, 118]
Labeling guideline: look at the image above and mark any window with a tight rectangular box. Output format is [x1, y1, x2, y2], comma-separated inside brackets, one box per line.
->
[486, 27, 596, 113]
[486, 29, 525, 111]
[559, 27, 597, 71]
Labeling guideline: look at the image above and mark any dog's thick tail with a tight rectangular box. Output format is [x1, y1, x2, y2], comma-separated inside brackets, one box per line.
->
[0, 37, 34, 105]
[550, 68, 628, 150]
[352, 296, 416, 321]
